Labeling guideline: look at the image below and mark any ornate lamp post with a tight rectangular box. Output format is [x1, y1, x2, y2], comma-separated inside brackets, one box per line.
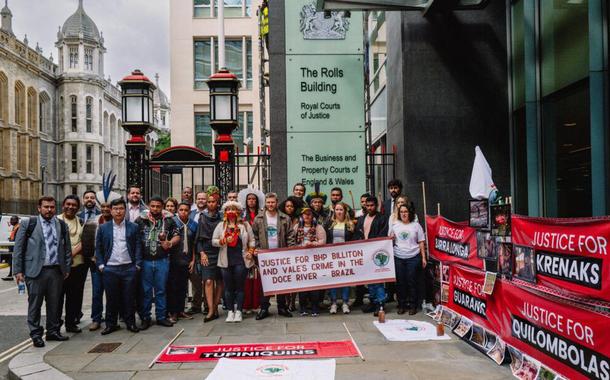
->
[119, 69, 156, 196]
[207, 68, 240, 198]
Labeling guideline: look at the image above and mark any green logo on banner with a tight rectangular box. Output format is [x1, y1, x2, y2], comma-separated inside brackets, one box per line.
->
[257, 364, 289, 376]
[373, 251, 390, 267]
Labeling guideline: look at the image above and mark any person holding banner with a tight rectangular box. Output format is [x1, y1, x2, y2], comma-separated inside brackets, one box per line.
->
[213, 201, 256, 323]
[279, 196, 304, 312]
[238, 187, 265, 314]
[292, 207, 327, 317]
[388, 204, 426, 315]
[324, 202, 356, 314]
[252, 193, 294, 320]
[355, 196, 388, 315]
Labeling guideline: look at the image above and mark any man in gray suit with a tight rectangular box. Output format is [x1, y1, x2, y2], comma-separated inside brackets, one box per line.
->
[13, 196, 72, 348]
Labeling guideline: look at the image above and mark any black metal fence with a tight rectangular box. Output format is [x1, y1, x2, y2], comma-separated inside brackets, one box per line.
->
[235, 147, 271, 193]
[366, 145, 396, 199]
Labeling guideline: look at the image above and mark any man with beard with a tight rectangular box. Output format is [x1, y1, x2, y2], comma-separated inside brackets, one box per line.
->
[126, 186, 147, 223]
[189, 191, 208, 224]
[195, 192, 224, 322]
[136, 197, 180, 329]
[78, 191, 100, 223]
[329, 187, 355, 219]
[382, 179, 403, 216]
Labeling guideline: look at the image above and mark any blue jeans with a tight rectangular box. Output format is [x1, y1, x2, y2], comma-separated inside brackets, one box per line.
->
[141, 258, 170, 321]
[395, 255, 421, 309]
[368, 284, 386, 305]
[221, 263, 248, 312]
[329, 287, 350, 303]
[90, 266, 104, 323]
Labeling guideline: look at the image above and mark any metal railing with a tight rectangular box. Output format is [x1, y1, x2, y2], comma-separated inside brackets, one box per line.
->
[235, 146, 271, 193]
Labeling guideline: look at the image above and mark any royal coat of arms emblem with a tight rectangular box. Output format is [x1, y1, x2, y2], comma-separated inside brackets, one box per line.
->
[299, 2, 350, 40]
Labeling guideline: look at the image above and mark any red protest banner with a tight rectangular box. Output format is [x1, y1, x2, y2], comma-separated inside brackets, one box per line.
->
[445, 264, 494, 331]
[491, 280, 610, 380]
[512, 215, 610, 302]
[426, 215, 485, 270]
[156, 340, 360, 363]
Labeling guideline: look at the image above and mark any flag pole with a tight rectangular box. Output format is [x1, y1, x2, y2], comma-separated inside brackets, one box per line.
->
[343, 322, 365, 361]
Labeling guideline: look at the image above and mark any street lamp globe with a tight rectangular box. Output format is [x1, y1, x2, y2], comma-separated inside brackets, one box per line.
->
[119, 69, 156, 138]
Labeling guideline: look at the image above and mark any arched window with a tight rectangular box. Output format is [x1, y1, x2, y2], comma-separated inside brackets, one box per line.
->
[70, 95, 77, 132]
[27, 88, 37, 132]
[69, 46, 78, 68]
[14, 81, 25, 127]
[39, 92, 51, 133]
[103, 112, 109, 145]
[0, 72, 8, 122]
[110, 114, 116, 148]
[84, 48, 93, 71]
[98, 99, 102, 135]
[86, 96, 93, 133]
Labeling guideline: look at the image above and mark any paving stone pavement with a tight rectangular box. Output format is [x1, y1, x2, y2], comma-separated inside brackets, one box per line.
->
[35, 309, 514, 380]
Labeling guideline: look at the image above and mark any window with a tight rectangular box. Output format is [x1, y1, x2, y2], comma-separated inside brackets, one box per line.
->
[98, 99, 102, 135]
[14, 81, 25, 126]
[0, 72, 7, 122]
[59, 96, 64, 127]
[86, 145, 92, 174]
[161, 111, 166, 126]
[99, 146, 103, 174]
[194, 114, 213, 153]
[71, 186, 77, 195]
[194, 39, 212, 89]
[215, 0, 245, 17]
[86, 97, 93, 133]
[71, 96, 77, 132]
[71, 144, 77, 173]
[27, 89, 37, 132]
[29, 138, 36, 174]
[194, 0, 211, 17]
[69, 46, 78, 68]
[39, 93, 50, 133]
[84, 48, 93, 71]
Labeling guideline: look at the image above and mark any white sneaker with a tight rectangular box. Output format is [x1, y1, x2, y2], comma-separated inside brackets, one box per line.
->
[233, 311, 243, 322]
[342, 304, 351, 314]
[225, 311, 235, 323]
[330, 304, 338, 314]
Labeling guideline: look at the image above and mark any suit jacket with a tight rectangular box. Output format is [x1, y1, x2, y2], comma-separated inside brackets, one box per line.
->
[13, 216, 72, 278]
[381, 199, 393, 216]
[78, 207, 101, 222]
[95, 219, 142, 268]
[355, 213, 388, 240]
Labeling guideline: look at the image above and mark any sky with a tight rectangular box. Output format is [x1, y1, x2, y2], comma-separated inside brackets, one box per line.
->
[8, 0, 170, 97]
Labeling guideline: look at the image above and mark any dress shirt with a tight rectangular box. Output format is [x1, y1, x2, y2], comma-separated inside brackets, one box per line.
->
[128, 204, 141, 222]
[40, 215, 58, 266]
[107, 219, 132, 266]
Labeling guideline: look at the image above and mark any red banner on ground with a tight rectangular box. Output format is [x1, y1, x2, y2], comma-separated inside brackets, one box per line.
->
[444, 264, 610, 380]
[512, 215, 610, 302]
[156, 340, 360, 363]
[426, 215, 484, 270]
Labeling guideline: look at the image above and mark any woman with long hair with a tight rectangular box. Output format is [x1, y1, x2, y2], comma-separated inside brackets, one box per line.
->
[324, 202, 356, 314]
[388, 195, 409, 225]
[164, 197, 179, 216]
[238, 189, 265, 314]
[212, 201, 256, 323]
[292, 207, 326, 316]
[388, 204, 427, 315]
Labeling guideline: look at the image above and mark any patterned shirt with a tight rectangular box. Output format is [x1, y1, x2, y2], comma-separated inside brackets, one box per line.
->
[136, 215, 179, 260]
[39, 216, 58, 266]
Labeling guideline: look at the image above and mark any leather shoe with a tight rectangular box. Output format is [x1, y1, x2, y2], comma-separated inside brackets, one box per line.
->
[397, 307, 406, 315]
[278, 309, 293, 318]
[408, 308, 417, 315]
[255, 309, 270, 321]
[178, 312, 194, 320]
[32, 337, 45, 348]
[101, 325, 120, 335]
[65, 325, 82, 333]
[186, 307, 202, 314]
[203, 314, 218, 323]
[89, 322, 101, 331]
[156, 319, 174, 327]
[127, 324, 140, 333]
[140, 319, 152, 330]
[46, 333, 69, 341]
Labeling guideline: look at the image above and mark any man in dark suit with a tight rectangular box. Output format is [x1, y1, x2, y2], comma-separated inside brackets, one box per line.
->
[382, 179, 403, 216]
[95, 198, 142, 335]
[13, 196, 72, 348]
[355, 196, 388, 315]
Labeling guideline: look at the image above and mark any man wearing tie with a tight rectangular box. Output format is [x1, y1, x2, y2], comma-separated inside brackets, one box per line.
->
[13, 196, 72, 348]
[95, 198, 142, 335]
[78, 191, 100, 223]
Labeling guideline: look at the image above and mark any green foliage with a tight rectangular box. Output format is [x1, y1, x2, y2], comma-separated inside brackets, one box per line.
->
[154, 131, 171, 153]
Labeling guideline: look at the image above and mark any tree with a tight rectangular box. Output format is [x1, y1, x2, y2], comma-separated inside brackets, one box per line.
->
[154, 131, 171, 153]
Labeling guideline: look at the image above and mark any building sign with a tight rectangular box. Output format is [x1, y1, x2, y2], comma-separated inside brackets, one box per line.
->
[285, 0, 366, 199]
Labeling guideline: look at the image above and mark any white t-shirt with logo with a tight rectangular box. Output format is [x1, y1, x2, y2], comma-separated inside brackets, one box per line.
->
[389, 220, 425, 259]
[266, 212, 279, 249]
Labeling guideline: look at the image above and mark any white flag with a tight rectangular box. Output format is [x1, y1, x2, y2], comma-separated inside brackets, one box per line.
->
[206, 359, 336, 380]
[469, 146, 497, 200]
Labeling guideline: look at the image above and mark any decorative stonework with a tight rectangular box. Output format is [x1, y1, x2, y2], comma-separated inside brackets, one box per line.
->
[299, 2, 349, 40]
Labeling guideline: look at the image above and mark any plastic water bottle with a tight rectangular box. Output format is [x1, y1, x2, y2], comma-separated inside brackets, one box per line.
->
[18, 281, 25, 295]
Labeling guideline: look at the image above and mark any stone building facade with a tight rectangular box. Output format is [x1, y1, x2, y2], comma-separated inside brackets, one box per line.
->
[0, 0, 164, 214]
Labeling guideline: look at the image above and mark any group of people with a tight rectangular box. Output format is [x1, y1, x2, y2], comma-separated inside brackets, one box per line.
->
[12, 177, 427, 348]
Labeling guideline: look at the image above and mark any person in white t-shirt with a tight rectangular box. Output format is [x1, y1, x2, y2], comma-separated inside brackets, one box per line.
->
[388, 204, 427, 315]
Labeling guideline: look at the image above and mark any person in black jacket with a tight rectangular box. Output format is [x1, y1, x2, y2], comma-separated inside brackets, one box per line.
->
[382, 179, 403, 216]
[324, 202, 356, 315]
[355, 196, 388, 315]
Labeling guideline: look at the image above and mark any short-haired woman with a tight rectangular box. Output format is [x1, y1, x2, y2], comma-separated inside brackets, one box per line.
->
[213, 201, 256, 323]
[324, 202, 356, 314]
[388, 204, 427, 315]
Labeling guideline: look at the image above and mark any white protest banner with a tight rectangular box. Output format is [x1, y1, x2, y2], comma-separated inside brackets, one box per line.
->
[373, 320, 451, 342]
[258, 237, 395, 296]
[206, 359, 336, 380]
